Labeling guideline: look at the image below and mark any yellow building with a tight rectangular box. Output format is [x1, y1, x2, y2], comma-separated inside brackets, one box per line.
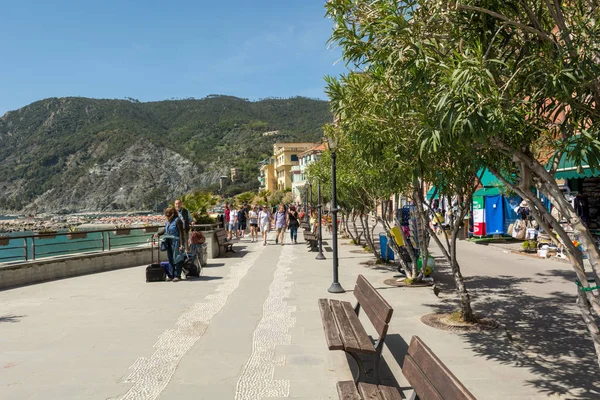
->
[258, 157, 277, 192]
[273, 142, 317, 191]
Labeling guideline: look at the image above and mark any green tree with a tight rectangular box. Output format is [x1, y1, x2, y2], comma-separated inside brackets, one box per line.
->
[325, 0, 600, 359]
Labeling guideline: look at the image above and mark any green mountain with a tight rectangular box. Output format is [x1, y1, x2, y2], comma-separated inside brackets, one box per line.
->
[0, 95, 331, 212]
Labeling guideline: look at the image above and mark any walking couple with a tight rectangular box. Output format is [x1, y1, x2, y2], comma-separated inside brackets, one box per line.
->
[273, 204, 300, 245]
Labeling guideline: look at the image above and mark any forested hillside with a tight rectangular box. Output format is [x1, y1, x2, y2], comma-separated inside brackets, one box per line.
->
[0, 95, 331, 212]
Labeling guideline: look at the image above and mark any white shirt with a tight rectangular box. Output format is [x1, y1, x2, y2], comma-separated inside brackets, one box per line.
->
[229, 210, 238, 223]
[258, 210, 270, 224]
[248, 210, 258, 224]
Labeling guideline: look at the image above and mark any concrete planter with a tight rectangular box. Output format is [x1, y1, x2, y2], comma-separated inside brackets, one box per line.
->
[143, 226, 159, 233]
[68, 232, 87, 240]
[0, 237, 9, 246]
[37, 233, 57, 240]
[193, 224, 219, 232]
[113, 229, 131, 236]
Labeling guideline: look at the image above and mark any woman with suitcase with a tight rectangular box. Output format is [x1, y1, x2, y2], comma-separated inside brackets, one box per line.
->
[156, 207, 185, 282]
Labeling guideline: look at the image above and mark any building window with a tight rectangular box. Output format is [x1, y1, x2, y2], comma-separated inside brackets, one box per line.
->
[291, 154, 298, 162]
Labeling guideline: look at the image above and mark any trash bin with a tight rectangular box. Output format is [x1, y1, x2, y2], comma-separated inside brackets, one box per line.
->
[379, 233, 395, 262]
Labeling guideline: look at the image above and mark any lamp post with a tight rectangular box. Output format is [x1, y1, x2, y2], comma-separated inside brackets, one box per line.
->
[316, 180, 326, 260]
[327, 134, 344, 293]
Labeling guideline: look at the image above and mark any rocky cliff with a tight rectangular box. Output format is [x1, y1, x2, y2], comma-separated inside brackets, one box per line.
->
[0, 96, 331, 212]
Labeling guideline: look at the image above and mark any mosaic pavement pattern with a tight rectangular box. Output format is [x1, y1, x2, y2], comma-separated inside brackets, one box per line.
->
[235, 244, 297, 400]
[119, 245, 265, 400]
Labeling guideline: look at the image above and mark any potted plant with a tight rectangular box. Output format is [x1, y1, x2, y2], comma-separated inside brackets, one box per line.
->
[522, 240, 537, 253]
[113, 224, 131, 236]
[67, 226, 87, 240]
[37, 227, 57, 240]
[0, 236, 9, 246]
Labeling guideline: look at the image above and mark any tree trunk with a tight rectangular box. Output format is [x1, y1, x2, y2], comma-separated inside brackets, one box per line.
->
[450, 221, 476, 322]
[361, 213, 380, 259]
[415, 184, 477, 322]
[344, 212, 357, 243]
[351, 210, 362, 245]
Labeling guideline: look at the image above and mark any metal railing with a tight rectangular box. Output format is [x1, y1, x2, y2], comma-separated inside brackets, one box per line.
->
[0, 226, 162, 264]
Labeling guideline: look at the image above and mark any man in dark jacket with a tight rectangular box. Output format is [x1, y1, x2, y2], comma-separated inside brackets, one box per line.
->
[175, 199, 193, 251]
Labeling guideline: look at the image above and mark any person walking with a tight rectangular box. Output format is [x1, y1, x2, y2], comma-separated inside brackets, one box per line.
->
[274, 204, 288, 245]
[248, 205, 259, 242]
[237, 204, 248, 239]
[228, 204, 238, 240]
[224, 201, 230, 231]
[288, 205, 300, 244]
[156, 207, 185, 282]
[258, 206, 271, 245]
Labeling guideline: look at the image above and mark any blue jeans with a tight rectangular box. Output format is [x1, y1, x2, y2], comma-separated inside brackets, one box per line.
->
[289, 226, 298, 241]
[166, 239, 183, 278]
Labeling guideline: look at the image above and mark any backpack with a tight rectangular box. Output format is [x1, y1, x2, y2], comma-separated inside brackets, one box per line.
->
[289, 212, 299, 227]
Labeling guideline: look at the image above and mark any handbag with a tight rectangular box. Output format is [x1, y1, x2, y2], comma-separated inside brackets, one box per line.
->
[160, 239, 169, 252]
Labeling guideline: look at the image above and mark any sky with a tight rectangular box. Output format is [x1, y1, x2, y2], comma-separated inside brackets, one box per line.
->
[0, 0, 345, 115]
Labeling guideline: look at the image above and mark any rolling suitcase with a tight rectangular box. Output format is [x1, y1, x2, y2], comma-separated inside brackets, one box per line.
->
[146, 238, 167, 282]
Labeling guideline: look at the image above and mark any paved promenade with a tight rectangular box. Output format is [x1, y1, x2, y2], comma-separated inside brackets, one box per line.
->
[1, 230, 599, 399]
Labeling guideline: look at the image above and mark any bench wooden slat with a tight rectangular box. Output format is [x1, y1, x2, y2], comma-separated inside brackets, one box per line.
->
[330, 300, 361, 353]
[402, 355, 443, 400]
[357, 382, 384, 400]
[318, 299, 344, 351]
[341, 300, 376, 354]
[378, 385, 403, 400]
[357, 274, 393, 323]
[353, 284, 388, 336]
[408, 336, 476, 400]
[337, 381, 361, 400]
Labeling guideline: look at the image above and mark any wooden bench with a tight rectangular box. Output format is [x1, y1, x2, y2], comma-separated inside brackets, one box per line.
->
[318, 274, 393, 384]
[337, 381, 401, 400]
[334, 335, 476, 400]
[335, 335, 476, 400]
[303, 229, 320, 251]
[215, 228, 234, 255]
[401, 335, 476, 400]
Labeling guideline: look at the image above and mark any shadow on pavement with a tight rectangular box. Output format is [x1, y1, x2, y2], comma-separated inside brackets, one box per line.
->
[206, 263, 225, 268]
[0, 314, 24, 323]
[184, 276, 223, 282]
[223, 248, 249, 258]
[428, 260, 600, 399]
[343, 349, 401, 389]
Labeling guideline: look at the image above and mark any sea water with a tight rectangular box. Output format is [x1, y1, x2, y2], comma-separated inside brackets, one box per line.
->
[0, 229, 152, 263]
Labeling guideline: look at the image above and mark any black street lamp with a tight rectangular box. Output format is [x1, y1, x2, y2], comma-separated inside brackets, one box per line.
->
[316, 180, 326, 260]
[327, 134, 344, 293]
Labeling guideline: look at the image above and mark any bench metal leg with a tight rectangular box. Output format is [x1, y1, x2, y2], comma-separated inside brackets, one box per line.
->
[372, 353, 381, 384]
[370, 338, 384, 384]
[347, 352, 366, 384]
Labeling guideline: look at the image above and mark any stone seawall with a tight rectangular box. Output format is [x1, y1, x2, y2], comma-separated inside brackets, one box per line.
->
[0, 230, 223, 291]
[0, 247, 167, 291]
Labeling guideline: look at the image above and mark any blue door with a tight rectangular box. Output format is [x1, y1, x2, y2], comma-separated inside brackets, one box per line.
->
[485, 195, 504, 235]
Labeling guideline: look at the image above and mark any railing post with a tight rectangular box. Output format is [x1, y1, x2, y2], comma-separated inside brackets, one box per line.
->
[101, 232, 105, 251]
[107, 232, 111, 251]
[24, 237, 28, 261]
[31, 236, 36, 261]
